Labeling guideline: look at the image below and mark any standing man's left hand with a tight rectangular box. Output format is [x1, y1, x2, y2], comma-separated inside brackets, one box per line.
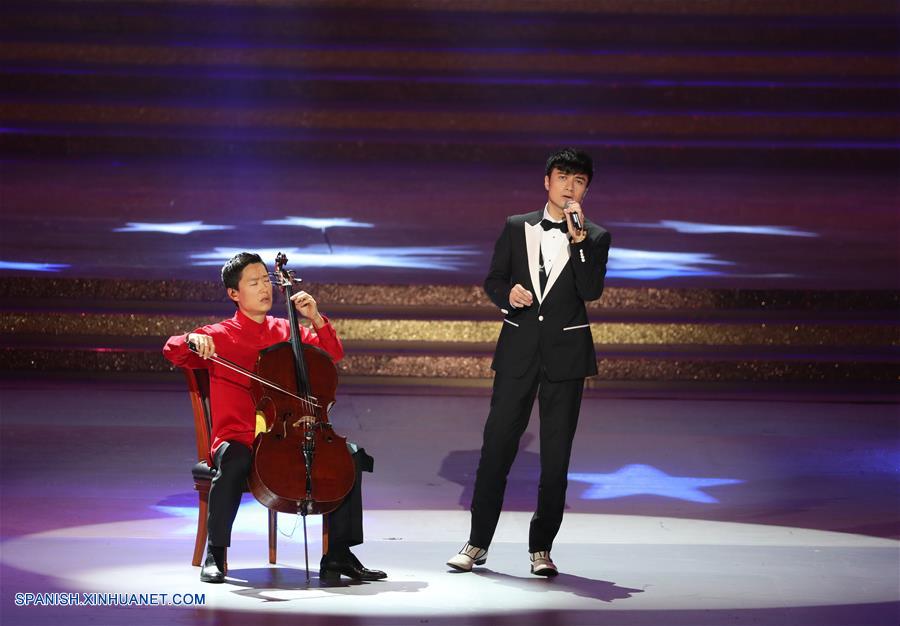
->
[291, 291, 326, 328]
[564, 201, 587, 243]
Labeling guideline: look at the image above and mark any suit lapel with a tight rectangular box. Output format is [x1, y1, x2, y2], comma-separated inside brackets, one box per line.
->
[543, 241, 571, 299]
[523, 213, 543, 304]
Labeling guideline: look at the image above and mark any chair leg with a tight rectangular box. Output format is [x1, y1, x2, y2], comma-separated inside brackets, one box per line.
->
[268, 509, 277, 564]
[193, 490, 209, 567]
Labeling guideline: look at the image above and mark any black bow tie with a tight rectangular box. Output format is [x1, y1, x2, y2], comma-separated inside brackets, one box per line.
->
[540, 219, 568, 234]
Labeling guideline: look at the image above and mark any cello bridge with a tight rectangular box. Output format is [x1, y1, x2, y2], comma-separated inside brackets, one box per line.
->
[293, 415, 317, 428]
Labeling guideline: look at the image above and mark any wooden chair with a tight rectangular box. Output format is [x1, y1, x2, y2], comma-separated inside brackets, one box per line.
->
[183, 368, 279, 567]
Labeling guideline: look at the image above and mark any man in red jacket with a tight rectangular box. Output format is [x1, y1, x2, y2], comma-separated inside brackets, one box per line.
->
[164, 252, 386, 584]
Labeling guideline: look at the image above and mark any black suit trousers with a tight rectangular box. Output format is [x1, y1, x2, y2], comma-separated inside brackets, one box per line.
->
[469, 358, 585, 552]
[208, 441, 366, 552]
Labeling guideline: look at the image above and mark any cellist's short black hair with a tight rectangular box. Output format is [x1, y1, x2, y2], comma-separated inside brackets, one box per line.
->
[545, 148, 594, 186]
[221, 252, 265, 291]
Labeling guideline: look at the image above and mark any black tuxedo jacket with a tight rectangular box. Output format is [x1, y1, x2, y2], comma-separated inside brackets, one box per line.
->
[484, 210, 611, 381]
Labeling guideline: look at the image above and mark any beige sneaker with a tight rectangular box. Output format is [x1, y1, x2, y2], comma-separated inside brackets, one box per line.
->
[446, 543, 488, 572]
[530, 550, 558, 577]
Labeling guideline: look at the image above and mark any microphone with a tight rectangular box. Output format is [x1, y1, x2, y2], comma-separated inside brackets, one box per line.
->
[565, 200, 583, 231]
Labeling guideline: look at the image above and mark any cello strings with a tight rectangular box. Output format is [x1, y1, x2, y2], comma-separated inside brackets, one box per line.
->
[205, 353, 322, 410]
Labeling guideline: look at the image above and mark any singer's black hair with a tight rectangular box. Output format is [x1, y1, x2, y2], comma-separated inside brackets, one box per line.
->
[545, 148, 594, 186]
[221, 252, 266, 292]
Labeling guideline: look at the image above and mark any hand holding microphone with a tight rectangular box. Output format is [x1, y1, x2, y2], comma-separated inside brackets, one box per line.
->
[564, 200, 586, 243]
[564, 200, 583, 231]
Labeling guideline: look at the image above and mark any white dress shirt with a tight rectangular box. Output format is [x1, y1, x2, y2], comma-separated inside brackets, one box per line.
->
[540, 204, 569, 275]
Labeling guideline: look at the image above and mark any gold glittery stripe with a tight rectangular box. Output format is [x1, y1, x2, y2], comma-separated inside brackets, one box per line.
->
[1, 312, 896, 347]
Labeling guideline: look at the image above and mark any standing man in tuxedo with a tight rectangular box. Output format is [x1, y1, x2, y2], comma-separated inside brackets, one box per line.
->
[447, 148, 611, 576]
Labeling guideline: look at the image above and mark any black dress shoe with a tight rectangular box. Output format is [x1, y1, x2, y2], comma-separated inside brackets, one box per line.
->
[200, 551, 225, 584]
[319, 550, 387, 581]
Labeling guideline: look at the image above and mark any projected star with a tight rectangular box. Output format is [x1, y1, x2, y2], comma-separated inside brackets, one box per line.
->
[114, 221, 234, 235]
[262, 216, 373, 229]
[192, 245, 478, 271]
[569, 464, 743, 504]
[610, 220, 817, 237]
[0, 260, 69, 272]
[607, 247, 732, 280]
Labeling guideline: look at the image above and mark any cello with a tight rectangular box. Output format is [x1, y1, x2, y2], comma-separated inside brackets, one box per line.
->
[190, 252, 355, 579]
[248, 252, 355, 517]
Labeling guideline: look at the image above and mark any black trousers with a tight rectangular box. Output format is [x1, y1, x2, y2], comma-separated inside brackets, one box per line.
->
[207, 440, 369, 552]
[469, 357, 584, 552]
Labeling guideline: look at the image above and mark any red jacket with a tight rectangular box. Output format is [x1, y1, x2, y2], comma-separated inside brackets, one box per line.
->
[163, 308, 344, 459]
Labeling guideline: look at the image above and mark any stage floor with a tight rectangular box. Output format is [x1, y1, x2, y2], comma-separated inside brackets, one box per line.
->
[1, 381, 898, 625]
